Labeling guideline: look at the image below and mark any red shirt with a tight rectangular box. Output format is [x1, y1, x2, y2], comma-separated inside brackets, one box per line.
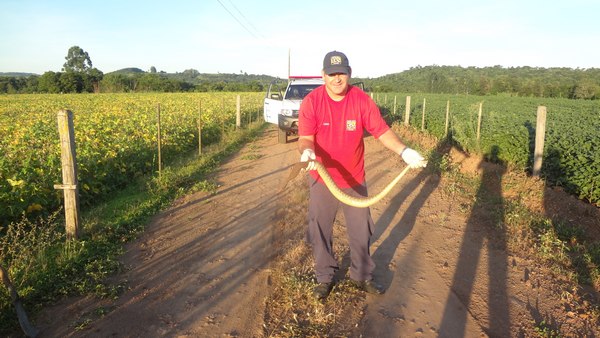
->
[298, 85, 390, 188]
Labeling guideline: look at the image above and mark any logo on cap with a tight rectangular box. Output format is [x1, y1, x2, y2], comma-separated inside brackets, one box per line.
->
[330, 56, 342, 65]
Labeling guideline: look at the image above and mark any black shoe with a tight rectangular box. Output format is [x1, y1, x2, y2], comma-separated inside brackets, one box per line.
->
[313, 282, 333, 300]
[350, 279, 384, 295]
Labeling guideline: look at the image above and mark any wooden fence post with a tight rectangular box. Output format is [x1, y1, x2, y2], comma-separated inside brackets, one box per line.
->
[157, 104, 162, 177]
[393, 96, 397, 116]
[248, 97, 252, 126]
[54, 109, 80, 240]
[404, 96, 411, 126]
[421, 98, 426, 131]
[532, 106, 547, 177]
[445, 100, 450, 137]
[221, 98, 226, 140]
[258, 98, 262, 122]
[198, 100, 203, 156]
[236, 95, 241, 129]
[477, 102, 483, 141]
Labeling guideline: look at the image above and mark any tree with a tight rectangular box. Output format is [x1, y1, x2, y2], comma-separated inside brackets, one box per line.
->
[570, 81, 599, 100]
[60, 46, 104, 93]
[100, 73, 133, 92]
[86, 68, 104, 93]
[180, 69, 199, 82]
[38, 71, 61, 93]
[63, 46, 93, 73]
[59, 72, 84, 93]
[137, 73, 163, 91]
[0, 77, 20, 94]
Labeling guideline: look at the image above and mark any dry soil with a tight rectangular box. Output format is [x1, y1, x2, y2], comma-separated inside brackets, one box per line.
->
[35, 125, 599, 337]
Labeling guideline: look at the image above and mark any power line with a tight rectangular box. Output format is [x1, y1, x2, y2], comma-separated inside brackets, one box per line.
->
[215, 0, 258, 39]
[226, 0, 264, 38]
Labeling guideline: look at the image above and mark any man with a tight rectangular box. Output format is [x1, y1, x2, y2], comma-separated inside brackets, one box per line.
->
[297, 50, 426, 300]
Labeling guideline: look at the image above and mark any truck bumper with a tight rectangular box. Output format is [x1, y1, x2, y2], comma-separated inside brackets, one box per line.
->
[278, 115, 298, 133]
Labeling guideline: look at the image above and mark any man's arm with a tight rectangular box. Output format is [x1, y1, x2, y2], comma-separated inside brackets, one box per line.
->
[298, 135, 317, 170]
[298, 135, 315, 153]
[378, 129, 427, 168]
[377, 129, 407, 155]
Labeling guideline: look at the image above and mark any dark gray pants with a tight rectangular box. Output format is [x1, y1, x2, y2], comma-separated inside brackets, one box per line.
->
[306, 177, 375, 283]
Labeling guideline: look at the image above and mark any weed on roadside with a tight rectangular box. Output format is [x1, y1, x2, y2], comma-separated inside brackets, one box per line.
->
[0, 123, 268, 335]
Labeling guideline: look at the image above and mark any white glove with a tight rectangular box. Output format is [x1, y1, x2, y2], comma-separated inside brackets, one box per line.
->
[401, 148, 427, 168]
[300, 148, 317, 171]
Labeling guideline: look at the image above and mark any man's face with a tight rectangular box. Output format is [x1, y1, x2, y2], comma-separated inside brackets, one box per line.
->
[322, 71, 350, 100]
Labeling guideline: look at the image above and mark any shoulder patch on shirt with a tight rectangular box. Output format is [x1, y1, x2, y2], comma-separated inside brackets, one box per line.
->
[346, 120, 356, 131]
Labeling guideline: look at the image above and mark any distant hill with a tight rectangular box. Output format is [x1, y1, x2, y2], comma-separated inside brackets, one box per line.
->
[105, 68, 278, 85]
[0, 72, 38, 77]
[2, 65, 598, 99]
[173, 71, 278, 86]
[107, 68, 146, 75]
[358, 65, 600, 98]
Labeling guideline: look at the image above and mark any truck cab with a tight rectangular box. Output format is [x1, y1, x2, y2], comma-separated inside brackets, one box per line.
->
[263, 76, 324, 144]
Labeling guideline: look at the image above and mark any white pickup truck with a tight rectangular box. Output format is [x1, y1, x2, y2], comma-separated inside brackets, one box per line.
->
[263, 76, 324, 144]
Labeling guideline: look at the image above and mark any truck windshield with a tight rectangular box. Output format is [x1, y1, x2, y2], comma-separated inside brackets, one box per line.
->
[285, 85, 320, 100]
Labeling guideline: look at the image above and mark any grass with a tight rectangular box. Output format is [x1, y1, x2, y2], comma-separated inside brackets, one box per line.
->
[398, 125, 600, 290]
[2, 120, 598, 336]
[533, 320, 562, 338]
[262, 124, 599, 336]
[0, 121, 268, 335]
[263, 176, 367, 337]
[500, 199, 600, 292]
[264, 232, 367, 337]
[420, 126, 600, 321]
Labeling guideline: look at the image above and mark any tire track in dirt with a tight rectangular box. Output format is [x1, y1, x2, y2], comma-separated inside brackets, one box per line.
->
[356, 138, 488, 337]
[34, 125, 600, 337]
[358, 132, 599, 337]
[36, 127, 298, 337]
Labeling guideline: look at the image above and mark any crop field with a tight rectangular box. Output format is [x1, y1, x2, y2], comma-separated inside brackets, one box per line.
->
[376, 93, 600, 205]
[0, 91, 599, 337]
[1, 92, 598, 228]
[0, 92, 263, 225]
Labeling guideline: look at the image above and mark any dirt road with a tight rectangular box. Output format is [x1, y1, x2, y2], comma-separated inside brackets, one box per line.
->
[36, 125, 599, 337]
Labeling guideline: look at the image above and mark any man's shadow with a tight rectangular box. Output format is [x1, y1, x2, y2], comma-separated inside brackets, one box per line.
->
[529, 121, 600, 334]
[369, 139, 451, 287]
[333, 138, 449, 285]
[438, 145, 510, 337]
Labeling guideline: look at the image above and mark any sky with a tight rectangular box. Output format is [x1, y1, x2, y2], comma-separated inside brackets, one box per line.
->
[1, 0, 599, 79]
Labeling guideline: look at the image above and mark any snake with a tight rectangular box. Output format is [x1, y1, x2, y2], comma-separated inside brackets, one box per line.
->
[281, 161, 423, 208]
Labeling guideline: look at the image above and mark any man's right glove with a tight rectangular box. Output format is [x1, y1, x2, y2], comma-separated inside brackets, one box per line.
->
[401, 148, 427, 168]
[300, 148, 317, 171]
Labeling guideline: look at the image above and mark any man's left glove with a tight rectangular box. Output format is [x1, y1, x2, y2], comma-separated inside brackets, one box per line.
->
[300, 148, 317, 171]
[401, 148, 427, 168]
